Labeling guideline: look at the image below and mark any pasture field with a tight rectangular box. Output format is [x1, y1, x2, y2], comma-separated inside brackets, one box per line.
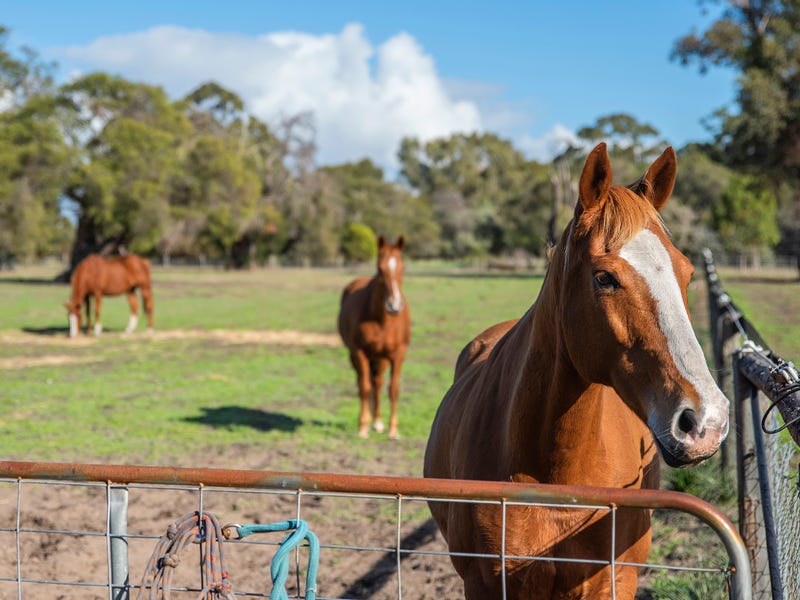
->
[0, 261, 797, 598]
[0, 262, 541, 469]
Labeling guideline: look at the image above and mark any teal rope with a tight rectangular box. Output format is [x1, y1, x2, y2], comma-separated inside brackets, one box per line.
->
[234, 520, 319, 600]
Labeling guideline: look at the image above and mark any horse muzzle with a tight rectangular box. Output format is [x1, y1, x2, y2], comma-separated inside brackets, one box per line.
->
[385, 298, 404, 315]
[654, 403, 729, 467]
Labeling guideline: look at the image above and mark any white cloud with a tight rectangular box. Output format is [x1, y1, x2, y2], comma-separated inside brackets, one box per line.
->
[59, 23, 483, 171]
[516, 124, 581, 163]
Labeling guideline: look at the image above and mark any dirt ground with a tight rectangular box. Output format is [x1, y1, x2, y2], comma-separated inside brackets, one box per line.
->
[0, 451, 465, 599]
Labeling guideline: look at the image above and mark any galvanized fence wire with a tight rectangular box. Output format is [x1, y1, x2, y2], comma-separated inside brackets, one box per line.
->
[771, 443, 800, 598]
[0, 474, 743, 600]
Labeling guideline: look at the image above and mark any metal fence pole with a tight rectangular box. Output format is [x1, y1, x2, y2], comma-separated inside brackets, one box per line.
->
[110, 486, 129, 600]
[747, 388, 784, 600]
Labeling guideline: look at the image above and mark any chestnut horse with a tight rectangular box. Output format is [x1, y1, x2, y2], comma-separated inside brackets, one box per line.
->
[65, 253, 154, 337]
[338, 236, 411, 439]
[423, 144, 729, 599]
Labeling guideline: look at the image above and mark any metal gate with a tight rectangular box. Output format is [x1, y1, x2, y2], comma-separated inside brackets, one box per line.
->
[0, 460, 750, 599]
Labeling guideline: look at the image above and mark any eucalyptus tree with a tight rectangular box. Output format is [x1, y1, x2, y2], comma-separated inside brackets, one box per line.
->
[322, 158, 440, 259]
[714, 174, 780, 266]
[58, 73, 191, 268]
[674, 0, 800, 263]
[0, 27, 73, 265]
[577, 113, 664, 164]
[398, 133, 548, 258]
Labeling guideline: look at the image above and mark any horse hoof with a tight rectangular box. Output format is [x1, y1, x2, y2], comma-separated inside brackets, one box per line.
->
[373, 420, 385, 434]
[358, 429, 369, 439]
[389, 431, 400, 440]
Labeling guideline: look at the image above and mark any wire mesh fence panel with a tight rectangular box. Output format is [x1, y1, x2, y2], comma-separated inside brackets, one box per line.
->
[771, 443, 799, 598]
[0, 466, 748, 600]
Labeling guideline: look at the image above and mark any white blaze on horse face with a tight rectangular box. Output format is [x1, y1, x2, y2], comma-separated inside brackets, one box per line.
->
[385, 256, 403, 313]
[69, 314, 78, 338]
[619, 230, 729, 445]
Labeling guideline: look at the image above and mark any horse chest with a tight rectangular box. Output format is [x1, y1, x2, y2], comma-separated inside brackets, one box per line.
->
[356, 321, 399, 355]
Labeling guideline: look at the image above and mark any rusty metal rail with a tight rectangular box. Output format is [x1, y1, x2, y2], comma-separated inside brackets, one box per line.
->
[0, 460, 751, 599]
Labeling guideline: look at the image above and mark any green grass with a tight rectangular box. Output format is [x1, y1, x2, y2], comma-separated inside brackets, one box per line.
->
[2, 262, 797, 471]
[2, 261, 798, 595]
[0, 263, 540, 469]
[713, 267, 800, 359]
[2, 262, 797, 472]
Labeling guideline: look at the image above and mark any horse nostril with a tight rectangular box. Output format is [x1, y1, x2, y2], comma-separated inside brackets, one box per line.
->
[677, 409, 697, 435]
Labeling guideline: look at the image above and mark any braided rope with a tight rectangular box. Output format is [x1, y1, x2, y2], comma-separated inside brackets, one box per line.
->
[227, 519, 319, 600]
[138, 511, 234, 599]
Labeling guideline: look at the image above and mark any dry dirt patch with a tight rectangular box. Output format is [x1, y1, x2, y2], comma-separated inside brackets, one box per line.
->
[0, 328, 341, 369]
[0, 354, 103, 370]
[147, 328, 341, 347]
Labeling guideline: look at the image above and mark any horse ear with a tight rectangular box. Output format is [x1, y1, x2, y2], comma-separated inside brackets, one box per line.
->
[378, 235, 386, 249]
[630, 146, 676, 212]
[579, 143, 613, 211]
[396, 236, 405, 250]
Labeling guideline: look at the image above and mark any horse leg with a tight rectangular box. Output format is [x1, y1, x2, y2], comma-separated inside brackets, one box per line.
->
[350, 351, 372, 438]
[125, 291, 139, 333]
[387, 347, 407, 439]
[141, 285, 154, 331]
[93, 293, 103, 336]
[84, 296, 92, 335]
[370, 358, 390, 434]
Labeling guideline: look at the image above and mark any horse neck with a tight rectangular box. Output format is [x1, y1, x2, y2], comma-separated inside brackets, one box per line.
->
[367, 274, 390, 320]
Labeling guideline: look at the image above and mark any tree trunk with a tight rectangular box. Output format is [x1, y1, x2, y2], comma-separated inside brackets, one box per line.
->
[230, 236, 252, 269]
[55, 215, 123, 282]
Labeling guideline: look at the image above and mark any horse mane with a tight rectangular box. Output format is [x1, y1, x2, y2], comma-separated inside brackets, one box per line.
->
[575, 184, 666, 251]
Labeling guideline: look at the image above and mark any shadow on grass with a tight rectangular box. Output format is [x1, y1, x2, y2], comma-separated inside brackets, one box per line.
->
[0, 277, 65, 285]
[23, 325, 125, 336]
[184, 405, 303, 432]
[23, 326, 71, 336]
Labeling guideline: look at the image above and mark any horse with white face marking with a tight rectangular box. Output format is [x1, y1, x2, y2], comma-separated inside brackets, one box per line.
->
[424, 144, 729, 599]
[65, 254, 154, 337]
[338, 236, 411, 438]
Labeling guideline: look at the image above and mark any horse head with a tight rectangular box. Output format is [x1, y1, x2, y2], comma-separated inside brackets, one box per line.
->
[557, 143, 728, 467]
[377, 235, 406, 315]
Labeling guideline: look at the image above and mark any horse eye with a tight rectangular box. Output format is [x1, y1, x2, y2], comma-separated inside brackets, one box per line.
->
[594, 271, 620, 290]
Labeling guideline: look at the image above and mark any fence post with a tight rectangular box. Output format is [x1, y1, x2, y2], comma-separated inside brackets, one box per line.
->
[703, 250, 737, 482]
[110, 486, 129, 600]
[732, 351, 771, 598]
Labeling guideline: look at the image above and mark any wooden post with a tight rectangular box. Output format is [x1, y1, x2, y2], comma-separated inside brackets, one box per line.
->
[733, 350, 771, 598]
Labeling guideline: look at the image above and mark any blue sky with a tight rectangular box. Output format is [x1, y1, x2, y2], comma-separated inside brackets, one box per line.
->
[3, 1, 736, 171]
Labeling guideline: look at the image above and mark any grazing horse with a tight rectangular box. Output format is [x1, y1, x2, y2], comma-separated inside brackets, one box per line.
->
[65, 253, 154, 337]
[338, 236, 411, 439]
[423, 144, 729, 599]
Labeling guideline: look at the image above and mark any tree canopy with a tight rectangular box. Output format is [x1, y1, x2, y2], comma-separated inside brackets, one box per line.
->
[1, 12, 799, 269]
